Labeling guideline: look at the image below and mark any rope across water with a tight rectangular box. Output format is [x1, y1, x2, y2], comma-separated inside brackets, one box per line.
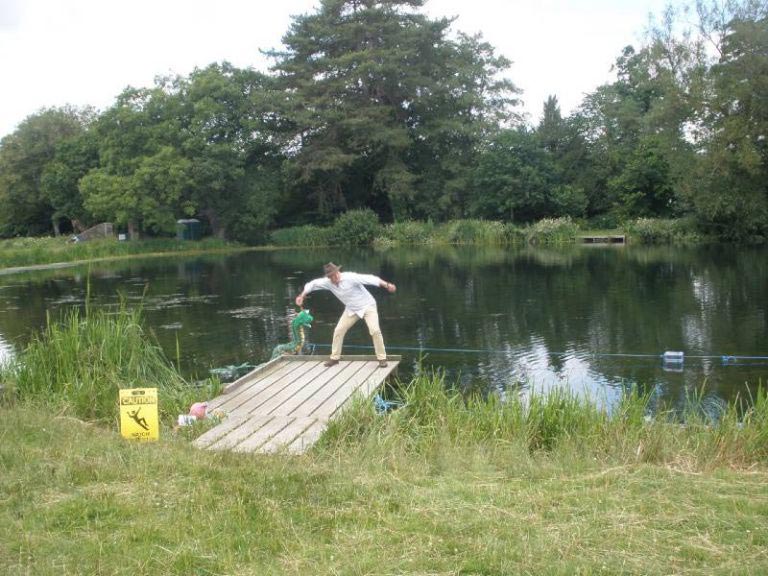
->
[307, 342, 768, 363]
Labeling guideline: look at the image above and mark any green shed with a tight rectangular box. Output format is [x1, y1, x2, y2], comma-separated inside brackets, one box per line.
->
[176, 219, 202, 240]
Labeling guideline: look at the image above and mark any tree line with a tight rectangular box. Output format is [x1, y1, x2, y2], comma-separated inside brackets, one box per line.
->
[1, 0, 766, 243]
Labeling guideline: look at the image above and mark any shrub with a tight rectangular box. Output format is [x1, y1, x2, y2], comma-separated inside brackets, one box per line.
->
[270, 225, 331, 247]
[376, 220, 436, 245]
[626, 217, 702, 244]
[524, 217, 579, 244]
[502, 223, 526, 244]
[436, 220, 507, 244]
[327, 209, 381, 246]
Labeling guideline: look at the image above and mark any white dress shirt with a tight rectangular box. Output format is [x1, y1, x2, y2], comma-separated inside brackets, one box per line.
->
[302, 272, 383, 317]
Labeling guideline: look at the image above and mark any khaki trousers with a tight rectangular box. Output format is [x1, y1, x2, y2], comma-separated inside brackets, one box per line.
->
[330, 307, 386, 361]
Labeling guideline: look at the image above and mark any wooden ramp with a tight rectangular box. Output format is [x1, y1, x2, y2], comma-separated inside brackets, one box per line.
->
[194, 355, 400, 454]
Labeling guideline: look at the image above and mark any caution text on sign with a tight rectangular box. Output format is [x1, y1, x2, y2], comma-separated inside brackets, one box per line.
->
[119, 388, 159, 441]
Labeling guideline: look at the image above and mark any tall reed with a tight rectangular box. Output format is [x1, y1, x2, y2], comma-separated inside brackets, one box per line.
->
[0, 305, 212, 424]
[319, 371, 768, 468]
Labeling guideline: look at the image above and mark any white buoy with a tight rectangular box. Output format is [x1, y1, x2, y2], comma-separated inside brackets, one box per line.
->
[662, 351, 685, 372]
[663, 351, 685, 364]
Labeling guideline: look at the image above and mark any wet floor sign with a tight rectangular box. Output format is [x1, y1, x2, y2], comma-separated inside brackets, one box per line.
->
[119, 388, 159, 441]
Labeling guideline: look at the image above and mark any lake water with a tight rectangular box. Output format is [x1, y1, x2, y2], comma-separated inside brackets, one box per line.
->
[0, 244, 766, 410]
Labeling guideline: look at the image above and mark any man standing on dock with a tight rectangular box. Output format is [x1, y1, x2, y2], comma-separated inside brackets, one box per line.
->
[295, 262, 396, 368]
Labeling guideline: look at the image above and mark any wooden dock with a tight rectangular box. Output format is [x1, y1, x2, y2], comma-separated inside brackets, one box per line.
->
[579, 235, 626, 244]
[194, 355, 400, 454]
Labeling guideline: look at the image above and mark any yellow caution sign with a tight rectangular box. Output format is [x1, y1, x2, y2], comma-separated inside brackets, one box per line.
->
[119, 388, 159, 441]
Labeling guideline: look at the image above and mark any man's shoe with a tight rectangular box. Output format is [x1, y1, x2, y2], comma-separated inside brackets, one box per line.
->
[324, 359, 340, 367]
[377, 360, 388, 368]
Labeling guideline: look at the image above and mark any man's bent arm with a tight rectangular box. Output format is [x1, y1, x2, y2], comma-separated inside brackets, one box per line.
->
[350, 273, 397, 294]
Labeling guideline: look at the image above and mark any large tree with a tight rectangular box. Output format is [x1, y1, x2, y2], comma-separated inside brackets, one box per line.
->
[80, 83, 190, 238]
[0, 107, 92, 237]
[40, 129, 99, 235]
[80, 65, 285, 240]
[470, 127, 559, 222]
[183, 63, 285, 241]
[574, 41, 697, 220]
[268, 0, 518, 221]
[692, 13, 768, 238]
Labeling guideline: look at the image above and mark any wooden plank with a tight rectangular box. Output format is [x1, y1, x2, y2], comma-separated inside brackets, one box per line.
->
[320, 361, 395, 420]
[295, 360, 381, 419]
[207, 415, 275, 451]
[286, 354, 401, 362]
[206, 359, 297, 412]
[192, 413, 251, 449]
[286, 419, 328, 454]
[257, 417, 321, 454]
[251, 360, 343, 416]
[230, 417, 312, 453]
[579, 235, 626, 244]
[227, 359, 325, 416]
[267, 360, 366, 417]
[215, 360, 317, 415]
[221, 356, 283, 394]
[231, 415, 296, 453]
[196, 356, 401, 454]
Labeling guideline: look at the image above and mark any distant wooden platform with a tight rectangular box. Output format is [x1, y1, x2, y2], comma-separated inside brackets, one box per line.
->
[579, 235, 626, 244]
[194, 355, 400, 454]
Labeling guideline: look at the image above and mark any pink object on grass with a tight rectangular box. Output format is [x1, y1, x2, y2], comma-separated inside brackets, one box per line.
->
[189, 402, 208, 419]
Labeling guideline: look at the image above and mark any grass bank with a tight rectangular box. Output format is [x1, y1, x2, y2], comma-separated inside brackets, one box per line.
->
[2, 310, 767, 574]
[0, 236, 250, 272]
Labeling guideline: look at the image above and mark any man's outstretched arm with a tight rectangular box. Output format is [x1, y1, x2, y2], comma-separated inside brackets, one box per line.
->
[295, 277, 330, 306]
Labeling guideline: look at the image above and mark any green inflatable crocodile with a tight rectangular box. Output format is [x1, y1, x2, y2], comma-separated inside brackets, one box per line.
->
[271, 308, 314, 360]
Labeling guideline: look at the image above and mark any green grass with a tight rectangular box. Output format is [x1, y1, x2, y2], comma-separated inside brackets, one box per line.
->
[0, 237, 246, 270]
[1, 403, 766, 575]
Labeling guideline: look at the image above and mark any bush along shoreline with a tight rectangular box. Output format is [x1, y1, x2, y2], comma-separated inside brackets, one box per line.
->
[270, 210, 713, 248]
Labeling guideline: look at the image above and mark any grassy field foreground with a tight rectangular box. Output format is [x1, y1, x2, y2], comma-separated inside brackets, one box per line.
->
[1, 403, 767, 575]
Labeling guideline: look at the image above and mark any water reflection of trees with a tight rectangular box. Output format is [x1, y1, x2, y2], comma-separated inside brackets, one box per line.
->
[376, 245, 767, 406]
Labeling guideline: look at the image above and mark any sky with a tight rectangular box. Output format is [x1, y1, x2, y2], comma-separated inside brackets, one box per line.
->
[0, 0, 674, 139]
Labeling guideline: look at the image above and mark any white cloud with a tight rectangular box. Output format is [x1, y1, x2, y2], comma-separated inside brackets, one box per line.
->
[0, 0, 672, 138]
[0, 0, 23, 30]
